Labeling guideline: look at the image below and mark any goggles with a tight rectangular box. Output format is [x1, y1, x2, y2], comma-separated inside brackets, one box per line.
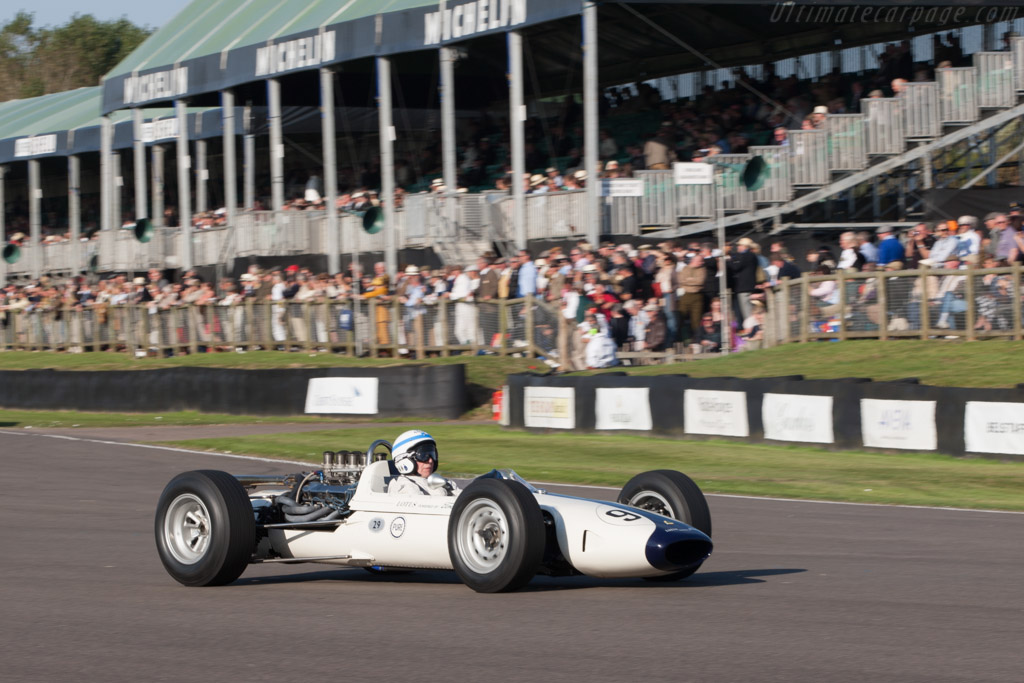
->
[408, 443, 438, 463]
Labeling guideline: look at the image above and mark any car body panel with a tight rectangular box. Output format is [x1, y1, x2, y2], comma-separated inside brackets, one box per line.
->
[260, 461, 712, 578]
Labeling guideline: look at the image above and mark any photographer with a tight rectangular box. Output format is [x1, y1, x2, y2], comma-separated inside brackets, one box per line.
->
[904, 222, 935, 269]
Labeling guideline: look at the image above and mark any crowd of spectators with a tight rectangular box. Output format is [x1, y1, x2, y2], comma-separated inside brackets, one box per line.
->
[3, 199, 1020, 362]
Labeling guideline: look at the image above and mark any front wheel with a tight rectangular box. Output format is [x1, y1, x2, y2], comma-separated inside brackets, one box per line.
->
[155, 470, 255, 586]
[618, 470, 712, 580]
[447, 479, 545, 593]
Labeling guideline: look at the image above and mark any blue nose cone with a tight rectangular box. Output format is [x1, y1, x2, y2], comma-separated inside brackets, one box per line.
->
[645, 525, 713, 573]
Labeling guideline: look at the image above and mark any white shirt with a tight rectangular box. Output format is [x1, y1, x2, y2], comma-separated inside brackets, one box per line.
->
[449, 273, 473, 302]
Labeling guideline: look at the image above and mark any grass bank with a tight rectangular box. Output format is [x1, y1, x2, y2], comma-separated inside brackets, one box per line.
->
[157, 424, 1024, 511]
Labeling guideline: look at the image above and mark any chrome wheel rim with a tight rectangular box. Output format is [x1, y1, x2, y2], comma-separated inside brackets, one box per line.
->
[164, 494, 212, 564]
[456, 499, 508, 573]
[627, 490, 675, 518]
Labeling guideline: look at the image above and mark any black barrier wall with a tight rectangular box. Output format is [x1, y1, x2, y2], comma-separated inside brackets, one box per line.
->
[505, 373, 1024, 459]
[0, 365, 468, 419]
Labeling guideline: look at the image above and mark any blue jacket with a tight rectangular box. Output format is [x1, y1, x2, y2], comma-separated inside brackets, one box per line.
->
[876, 236, 903, 266]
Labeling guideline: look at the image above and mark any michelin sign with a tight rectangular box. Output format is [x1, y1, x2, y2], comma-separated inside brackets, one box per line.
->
[424, 0, 527, 44]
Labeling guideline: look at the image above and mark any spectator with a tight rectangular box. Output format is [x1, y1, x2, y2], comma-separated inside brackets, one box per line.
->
[928, 222, 960, 264]
[516, 250, 538, 297]
[904, 222, 935, 269]
[725, 237, 760, 322]
[676, 252, 706, 342]
[956, 215, 981, 258]
[837, 231, 866, 271]
[690, 312, 721, 354]
[992, 213, 1017, 262]
[876, 226, 903, 266]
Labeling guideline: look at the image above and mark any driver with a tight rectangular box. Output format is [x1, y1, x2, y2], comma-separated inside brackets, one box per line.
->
[387, 430, 460, 496]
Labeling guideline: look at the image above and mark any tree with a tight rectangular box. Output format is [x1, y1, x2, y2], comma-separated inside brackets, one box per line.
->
[0, 12, 152, 101]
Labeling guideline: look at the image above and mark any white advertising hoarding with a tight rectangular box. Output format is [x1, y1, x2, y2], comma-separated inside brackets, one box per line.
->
[860, 399, 937, 450]
[304, 377, 379, 414]
[523, 386, 575, 429]
[964, 401, 1024, 455]
[684, 389, 749, 437]
[595, 388, 652, 431]
[762, 393, 834, 444]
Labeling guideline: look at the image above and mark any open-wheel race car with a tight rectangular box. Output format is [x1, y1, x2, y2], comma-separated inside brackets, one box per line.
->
[155, 439, 713, 593]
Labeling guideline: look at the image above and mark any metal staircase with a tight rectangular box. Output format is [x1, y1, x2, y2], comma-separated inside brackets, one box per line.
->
[647, 40, 1024, 238]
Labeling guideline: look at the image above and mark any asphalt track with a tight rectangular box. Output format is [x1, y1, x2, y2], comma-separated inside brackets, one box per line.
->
[2, 429, 1022, 683]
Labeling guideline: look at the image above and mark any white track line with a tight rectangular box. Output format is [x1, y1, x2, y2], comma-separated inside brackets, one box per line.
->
[3, 430, 1021, 515]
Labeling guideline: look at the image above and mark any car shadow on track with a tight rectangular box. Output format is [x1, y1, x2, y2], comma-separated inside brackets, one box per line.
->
[233, 567, 805, 590]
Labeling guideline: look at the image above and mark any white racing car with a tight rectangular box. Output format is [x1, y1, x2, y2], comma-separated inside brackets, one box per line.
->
[155, 439, 713, 592]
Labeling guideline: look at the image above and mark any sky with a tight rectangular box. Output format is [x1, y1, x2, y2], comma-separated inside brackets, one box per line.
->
[2, 1, 192, 30]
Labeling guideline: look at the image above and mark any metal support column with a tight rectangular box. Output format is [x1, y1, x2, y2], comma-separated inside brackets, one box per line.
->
[714, 175, 731, 355]
[100, 115, 113, 231]
[112, 153, 122, 229]
[152, 145, 165, 228]
[195, 139, 208, 214]
[582, 2, 600, 245]
[508, 31, 526, 249]
[320, 68, 340, 274]
[175, 99, 193, 271]
[377, 56, 397, 278]
[0, 166, 5, 285]
[28, 159, 41, 280]
[68, 155, 82, 275]
[221, 90, 238, 227]
[268, 79, 285, 213]
[243, 105, 255, 209]
[440, 45, 458, 233]
[133, 108, 148, 219]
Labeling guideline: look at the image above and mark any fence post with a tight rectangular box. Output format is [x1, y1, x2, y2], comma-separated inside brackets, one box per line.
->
[414, 311, 425, 360]
[303, 302, 313, 352]
[799, 273, 810, 343]
[964, 265, 976, 341]
[919, 269, 930, 340]
[525, 294, 535, 358]
[837, 269, 848, 341]
[499, 299, 508, 356]
[244, 299, 254, 351]
[1013, 263, 1022, 340]
[368, 299, 379, 357]
[262, 301, 273, 351]
[188, 305, 199, 354]
[877, 273, 889, 341]
[439, 299, 450, 357]
[127, 305, 138, 358]
[392, 298, 401, 357]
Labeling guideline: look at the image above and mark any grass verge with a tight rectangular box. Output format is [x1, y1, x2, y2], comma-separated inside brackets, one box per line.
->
[155, 424, 1024, 511]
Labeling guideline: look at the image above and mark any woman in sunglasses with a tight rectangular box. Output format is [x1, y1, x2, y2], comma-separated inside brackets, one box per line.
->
[387, 430, 460, 496]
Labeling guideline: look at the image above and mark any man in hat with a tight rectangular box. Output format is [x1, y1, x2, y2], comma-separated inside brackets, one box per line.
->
[725, 237, 760, 322]
[955, 215, 981, 258]
[876, 226, 903, 266]
[810, 105, 828, 129]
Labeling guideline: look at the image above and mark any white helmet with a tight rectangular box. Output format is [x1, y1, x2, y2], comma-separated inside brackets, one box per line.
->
[392, 429, 438, 475]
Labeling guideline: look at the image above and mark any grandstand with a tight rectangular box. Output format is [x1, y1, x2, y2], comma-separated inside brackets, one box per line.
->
[2, 1, 1024, 284]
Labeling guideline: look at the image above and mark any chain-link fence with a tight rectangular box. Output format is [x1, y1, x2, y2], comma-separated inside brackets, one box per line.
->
[3, 270, 1020, 361]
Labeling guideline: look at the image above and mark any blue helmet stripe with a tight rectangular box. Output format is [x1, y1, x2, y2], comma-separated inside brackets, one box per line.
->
[394, 432, 434, 451]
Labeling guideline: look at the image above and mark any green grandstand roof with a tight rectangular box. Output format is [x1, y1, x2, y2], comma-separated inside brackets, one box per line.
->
[107, 0, 433, 78]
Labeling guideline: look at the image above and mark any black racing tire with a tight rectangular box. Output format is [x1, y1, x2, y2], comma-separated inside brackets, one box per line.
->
[447, 479, 545, 593]
[618, 470, 712, 581]
[155, 470, 255, 587]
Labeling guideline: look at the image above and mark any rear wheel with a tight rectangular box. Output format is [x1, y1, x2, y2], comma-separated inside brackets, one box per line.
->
[448, 479, 545, 593]
[618, 470, 711, 580]
[155, 470, 255, 586]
